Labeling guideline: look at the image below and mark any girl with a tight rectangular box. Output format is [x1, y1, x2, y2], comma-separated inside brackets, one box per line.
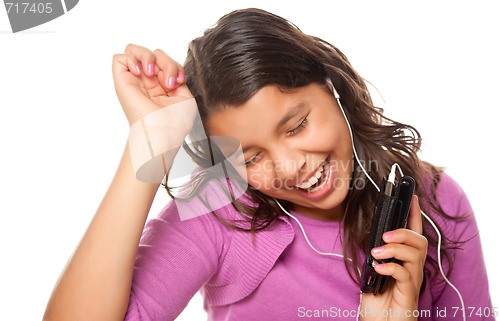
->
[43, 8, 493, 321]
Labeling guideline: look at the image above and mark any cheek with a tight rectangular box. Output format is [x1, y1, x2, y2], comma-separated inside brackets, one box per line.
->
[308, 117, 349, 154]
[246, 165, 294, 193]
[323, 112, 352, 157]
[246, 165, 273, 191]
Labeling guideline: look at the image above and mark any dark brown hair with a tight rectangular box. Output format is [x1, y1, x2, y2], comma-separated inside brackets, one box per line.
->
[164, 8, 468, 285]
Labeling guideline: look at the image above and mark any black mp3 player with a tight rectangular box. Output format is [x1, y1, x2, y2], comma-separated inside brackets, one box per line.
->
[360, 175, 416, 295]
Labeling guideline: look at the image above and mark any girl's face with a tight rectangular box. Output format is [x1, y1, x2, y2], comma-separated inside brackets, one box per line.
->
[207, 83, 353, 221]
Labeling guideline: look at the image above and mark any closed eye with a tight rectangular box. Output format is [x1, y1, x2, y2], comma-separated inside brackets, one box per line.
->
[244, 151, 262, 167]
[245, 116, 309, 167]
[286, 117, 308, 136]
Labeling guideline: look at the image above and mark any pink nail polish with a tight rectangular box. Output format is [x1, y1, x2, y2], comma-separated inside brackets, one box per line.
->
[384, 231, 395, 240]
[375, 264, 385, 269]
[168, 77, 176, 88]
[177, 72, 184, 82]
[135, 65, 141, 74]
[372, 246, 384, 254]
[148, 64, 154, 75]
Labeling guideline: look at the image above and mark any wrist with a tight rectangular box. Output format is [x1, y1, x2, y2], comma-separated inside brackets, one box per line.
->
[127, 98, 198, 183]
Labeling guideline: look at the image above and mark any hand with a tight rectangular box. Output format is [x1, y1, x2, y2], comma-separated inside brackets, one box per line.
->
[360, 195, 428, 320]
[112, 44, 194, 126]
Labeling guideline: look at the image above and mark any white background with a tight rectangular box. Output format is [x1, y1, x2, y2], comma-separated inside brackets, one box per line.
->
[1, 1, 498, 320]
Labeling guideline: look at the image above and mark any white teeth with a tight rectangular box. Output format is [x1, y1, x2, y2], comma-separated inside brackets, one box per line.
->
[308, 176, 319, 186]
[309, 161, 330, 192]
[295, 161, 327, 190]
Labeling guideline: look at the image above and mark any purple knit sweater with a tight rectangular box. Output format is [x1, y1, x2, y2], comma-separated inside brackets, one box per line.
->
[124, 173, 494, 320]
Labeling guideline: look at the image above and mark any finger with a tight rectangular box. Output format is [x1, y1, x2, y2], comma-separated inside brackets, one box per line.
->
[382, 228, 428, 252]
[372, 243, 425, 290]
[153, 49, 184, 89]
[112, 53, 130, 77]
[156, 70, 177, 91]
[126, 55, 141, 76]
[176, 68, 185, 83]
[168, 83, 194, 99]
[157, 68, 192, 98]
[374, 262, 417, 296]
[125, 43, 156, 77]
[371, 243, 424, 264]
[407, 195, 423, 234]
[157, 70, 166, 89]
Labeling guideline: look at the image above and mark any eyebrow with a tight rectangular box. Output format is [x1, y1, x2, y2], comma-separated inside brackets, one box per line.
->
[242, 102, 307, 153]
[277, 102, 307, 129]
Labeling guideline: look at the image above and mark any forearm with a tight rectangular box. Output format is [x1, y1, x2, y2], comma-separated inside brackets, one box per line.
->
[43, 142, 160, 321]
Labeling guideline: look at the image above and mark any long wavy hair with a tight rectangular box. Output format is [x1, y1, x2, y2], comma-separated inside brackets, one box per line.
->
[164, 8, 468, 286]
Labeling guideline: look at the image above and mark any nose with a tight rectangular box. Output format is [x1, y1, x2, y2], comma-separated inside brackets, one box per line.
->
[269, 145, 306, 185]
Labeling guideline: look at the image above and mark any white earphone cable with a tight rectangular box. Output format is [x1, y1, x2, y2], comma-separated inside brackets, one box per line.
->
[419, 210, 466, 321]
[331, 86, 380, 193]
[273, 198, 363, 321]
[273, 79, 465, 321]
[274, 199, 345, 260]
[333, 81, 465, 321]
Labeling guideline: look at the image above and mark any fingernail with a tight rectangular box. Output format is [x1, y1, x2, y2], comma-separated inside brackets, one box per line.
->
[177, 72, 184, 82]
[148, 64, 154, 76]
[168, 77, 176, 88]
[372, 246, 384, 254]
[384, 231, 395, 240]
[375, 264, 385, 269]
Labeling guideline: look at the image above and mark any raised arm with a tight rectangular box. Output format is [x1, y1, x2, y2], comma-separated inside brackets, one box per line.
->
[43, 44, 193, 321]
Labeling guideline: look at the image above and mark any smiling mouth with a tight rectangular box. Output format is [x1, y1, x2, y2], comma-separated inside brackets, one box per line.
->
[294, 158, 330, 192]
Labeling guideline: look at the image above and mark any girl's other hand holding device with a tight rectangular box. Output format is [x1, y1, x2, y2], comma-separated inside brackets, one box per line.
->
[361, 195, 428, 320]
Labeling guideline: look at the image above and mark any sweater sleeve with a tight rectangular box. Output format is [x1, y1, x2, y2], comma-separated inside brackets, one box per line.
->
[123, 200, 226, 321]
[428, 173, 494, 320]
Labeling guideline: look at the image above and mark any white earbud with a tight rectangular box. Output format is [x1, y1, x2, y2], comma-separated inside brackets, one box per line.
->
[273, 78, 466, 321]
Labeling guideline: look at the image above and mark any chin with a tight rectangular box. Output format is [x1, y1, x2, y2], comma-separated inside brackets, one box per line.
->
[270, 179, 350, 211]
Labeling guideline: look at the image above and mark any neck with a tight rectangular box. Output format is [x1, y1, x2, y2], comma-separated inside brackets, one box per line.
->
[291, 201, 345, 221]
